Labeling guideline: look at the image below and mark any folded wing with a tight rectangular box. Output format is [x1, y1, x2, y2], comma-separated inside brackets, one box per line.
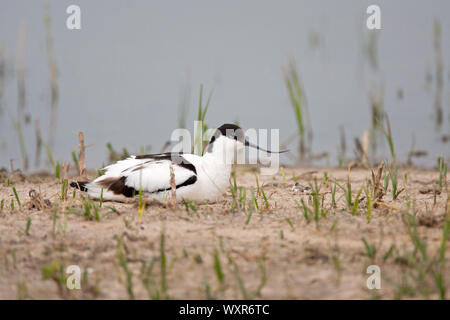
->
[90, 153, 197, 198]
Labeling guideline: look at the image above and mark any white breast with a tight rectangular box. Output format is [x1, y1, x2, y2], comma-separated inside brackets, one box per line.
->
[182, 153, 232, 202]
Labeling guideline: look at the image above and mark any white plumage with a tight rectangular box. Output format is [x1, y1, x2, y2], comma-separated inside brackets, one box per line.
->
[85, 153, 228, 202]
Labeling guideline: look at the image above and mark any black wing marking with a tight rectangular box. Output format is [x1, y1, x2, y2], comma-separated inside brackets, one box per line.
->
[134, 152, 197, 174]
[98, 176, 138, 197]
[152, 175, 197, 194]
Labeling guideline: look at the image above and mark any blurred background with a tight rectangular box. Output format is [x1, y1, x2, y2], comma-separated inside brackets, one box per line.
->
[0, 0, 449, 171]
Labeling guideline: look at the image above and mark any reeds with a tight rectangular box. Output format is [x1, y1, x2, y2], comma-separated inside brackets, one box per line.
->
[378, 112, 396, 162]
[34, 119, 42, 167]
[282, 56, 312, 161]
[44, 2, 59, 148]
[365, 31, 379, 71]
[0, 45, 5, 114]
[369, 82, 384, 158]
[433, 20, 443, 129]
[0, 3, 59, 172]
[194, 84, 213, 155]
[7, 22, 29, 170]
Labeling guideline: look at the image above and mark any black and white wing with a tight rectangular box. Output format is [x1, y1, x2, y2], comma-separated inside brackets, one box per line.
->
[86, 153, 197, 199]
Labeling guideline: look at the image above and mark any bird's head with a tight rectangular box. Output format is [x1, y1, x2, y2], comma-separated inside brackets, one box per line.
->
[205, 123, 287, 163]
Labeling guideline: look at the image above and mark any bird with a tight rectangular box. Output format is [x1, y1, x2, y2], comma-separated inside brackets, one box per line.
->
[70, 123, 286, 202]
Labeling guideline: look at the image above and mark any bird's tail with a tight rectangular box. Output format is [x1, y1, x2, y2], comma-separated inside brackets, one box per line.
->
[70, 181, 89, 192]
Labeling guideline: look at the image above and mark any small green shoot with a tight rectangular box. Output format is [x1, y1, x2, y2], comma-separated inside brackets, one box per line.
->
[331, 179, 337, 208]
[253, 260, 267, 297]
[311, 178, 321, 222]
[41, 261, 67, 296]
[285, 217, 294, 230]
[300, 199, 311, 222]
[92, 203, 100, 222]
[388, 165, 403, 200]
[99, 188, 104, 208]
[116, 236, 134, 300]
[61, 179, 68, 201]
[238, 187, 247, 209]
[261, 188, 269, 209]
[230, 171, 238, 211]
[182, 198, 197, 213]
[12, 187, 21, 207]
[245, 202, 254, 225]
[55, 162, 60, 179]
[280, 166, 286, 183]
[52, 208, 57, 235]
[383, 244, 395, 262]
[251, 189, 259, 212]
[227, 254, 249, 299]
[362, 237, 376, 260]
[138, 189, 145, 220]
[71, 151, 79, 168]
[213, 249, 224, 286]
[366, 194, 374, 222]
[351, 188, 363, 216]
[25, 217, 31, 236]
[160, 232, 168, 299]
[323, 171, 328, 185]
[438, 157, 447, 190]
[255, 176, 261, 196]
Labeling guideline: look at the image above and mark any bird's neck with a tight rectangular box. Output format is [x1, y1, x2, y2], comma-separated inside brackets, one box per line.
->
[200, 142, 234, 195]
[202, 141, 234, 169]
[201, 150, 233, 194]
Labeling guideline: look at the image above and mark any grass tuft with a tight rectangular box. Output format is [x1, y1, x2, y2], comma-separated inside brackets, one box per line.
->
[116, 236, 134, 300]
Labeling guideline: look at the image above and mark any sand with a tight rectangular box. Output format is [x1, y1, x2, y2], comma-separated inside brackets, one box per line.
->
[0, 166, 448, 299]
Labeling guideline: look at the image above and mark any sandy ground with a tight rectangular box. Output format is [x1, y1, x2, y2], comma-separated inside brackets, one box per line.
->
[0, 166, 448, 300]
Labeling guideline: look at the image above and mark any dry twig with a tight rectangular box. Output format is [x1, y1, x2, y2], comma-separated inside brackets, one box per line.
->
[168, 164, 177, 208]
[78, 131, 86, 179]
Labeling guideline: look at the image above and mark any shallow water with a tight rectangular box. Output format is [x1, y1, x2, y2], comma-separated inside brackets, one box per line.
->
[0, 0, 449, 170]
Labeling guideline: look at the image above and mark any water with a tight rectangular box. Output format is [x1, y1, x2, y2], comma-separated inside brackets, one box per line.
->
[1, 0, 449, 170]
